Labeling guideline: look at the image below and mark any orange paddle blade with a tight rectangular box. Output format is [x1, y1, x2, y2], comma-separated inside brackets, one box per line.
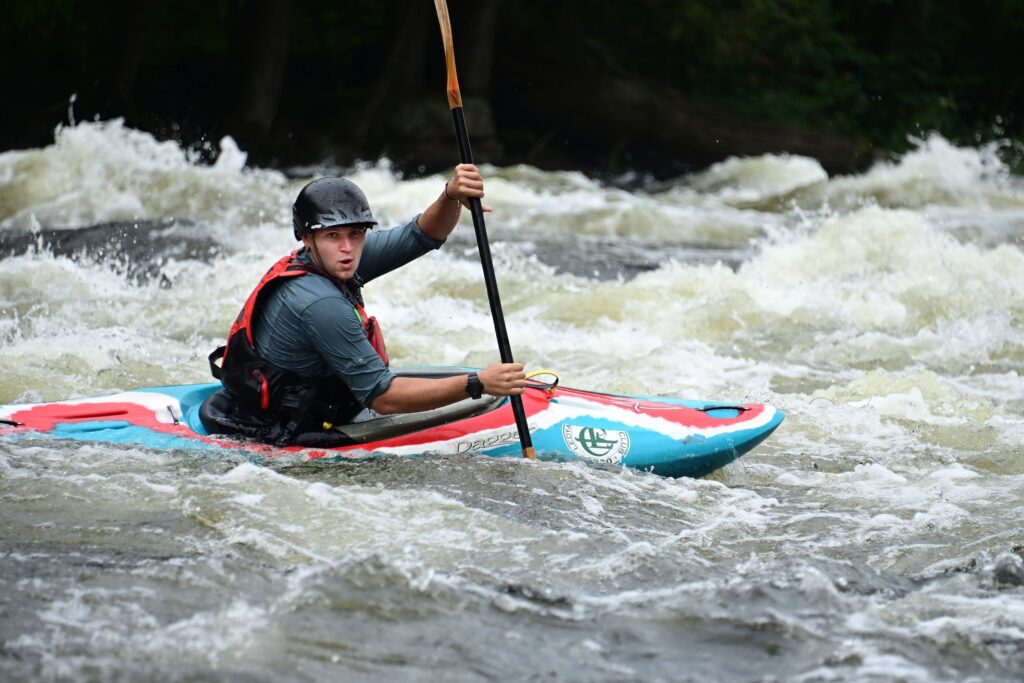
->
[433, 0, 463, 109]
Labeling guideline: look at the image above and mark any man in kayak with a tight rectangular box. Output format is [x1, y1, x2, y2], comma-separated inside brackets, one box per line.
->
[203, 164, 526, 445]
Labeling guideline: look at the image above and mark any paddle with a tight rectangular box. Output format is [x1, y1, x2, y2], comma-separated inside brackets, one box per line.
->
[433, 0, 535, 460]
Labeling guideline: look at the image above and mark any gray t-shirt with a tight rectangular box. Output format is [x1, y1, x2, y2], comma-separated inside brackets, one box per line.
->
[252, 216, 444, 407]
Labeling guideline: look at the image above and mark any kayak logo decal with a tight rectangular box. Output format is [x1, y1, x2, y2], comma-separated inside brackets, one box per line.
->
[562, 425, 630, 463]
[453, 424, 536, 454]
[454, 429, 519, 454]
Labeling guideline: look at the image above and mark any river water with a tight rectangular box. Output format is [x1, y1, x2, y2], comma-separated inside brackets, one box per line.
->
[1, 120, 1022, 682]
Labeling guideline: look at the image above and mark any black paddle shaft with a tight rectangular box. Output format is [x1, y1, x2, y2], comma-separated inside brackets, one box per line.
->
[450, 107, 533, 451]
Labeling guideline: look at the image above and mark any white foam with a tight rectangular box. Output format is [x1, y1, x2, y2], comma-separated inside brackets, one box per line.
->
[0, 119, 291, 230]
[825, 134, 1020, 210]
[690, 153, 829, 203]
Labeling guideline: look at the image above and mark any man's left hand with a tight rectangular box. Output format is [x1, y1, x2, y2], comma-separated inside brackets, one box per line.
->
[447, 163, 492, 212]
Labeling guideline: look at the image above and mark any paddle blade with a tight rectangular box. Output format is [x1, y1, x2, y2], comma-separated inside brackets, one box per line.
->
[433, 0, 463, 109]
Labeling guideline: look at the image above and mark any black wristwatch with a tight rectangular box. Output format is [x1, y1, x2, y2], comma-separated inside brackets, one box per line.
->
[465, 372, 485, 400]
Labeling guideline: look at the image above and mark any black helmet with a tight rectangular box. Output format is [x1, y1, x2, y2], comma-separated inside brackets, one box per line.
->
[292, 177, 378, 240]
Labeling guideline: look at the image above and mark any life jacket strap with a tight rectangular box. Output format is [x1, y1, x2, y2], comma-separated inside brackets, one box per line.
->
[209, 346, 226, 380]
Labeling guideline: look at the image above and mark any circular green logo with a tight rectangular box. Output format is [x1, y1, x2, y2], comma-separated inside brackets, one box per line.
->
[577, 427, 618, 456]
[562, 425, 631, 463]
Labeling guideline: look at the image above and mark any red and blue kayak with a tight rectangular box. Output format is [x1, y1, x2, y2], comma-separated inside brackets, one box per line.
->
[0, 368, 783, 478]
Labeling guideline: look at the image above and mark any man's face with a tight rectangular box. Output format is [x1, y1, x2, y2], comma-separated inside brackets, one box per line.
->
[303, 225, 369, 280]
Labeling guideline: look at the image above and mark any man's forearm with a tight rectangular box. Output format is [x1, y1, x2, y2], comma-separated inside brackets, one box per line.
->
[368, 362, 526, 415]
[416, 190, 462, 240]
[369, 375, 469, 415]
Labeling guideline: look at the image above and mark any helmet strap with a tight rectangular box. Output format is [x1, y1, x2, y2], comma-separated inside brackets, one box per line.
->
[306, 233, 327, 272]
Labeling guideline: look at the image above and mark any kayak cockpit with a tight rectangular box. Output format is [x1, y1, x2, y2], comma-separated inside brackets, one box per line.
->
[181, 368, 509, 447]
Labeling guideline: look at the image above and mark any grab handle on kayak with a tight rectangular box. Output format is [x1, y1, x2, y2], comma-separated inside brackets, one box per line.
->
[697, 405, 750, 413]
[0, 418, 21, 427]
[525, 369, 560, 393]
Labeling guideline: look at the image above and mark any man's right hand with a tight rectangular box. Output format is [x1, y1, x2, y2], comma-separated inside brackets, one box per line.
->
[478, 362, 526, 396]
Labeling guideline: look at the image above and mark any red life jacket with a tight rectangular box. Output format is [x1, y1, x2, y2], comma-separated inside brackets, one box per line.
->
[207, 251, 388, 442]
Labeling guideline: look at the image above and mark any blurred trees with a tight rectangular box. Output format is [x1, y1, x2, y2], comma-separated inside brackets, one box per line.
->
[2, 0, 1021, 176]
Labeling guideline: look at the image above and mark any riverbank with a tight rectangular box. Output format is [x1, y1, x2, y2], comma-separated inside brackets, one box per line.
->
[3, 0, 1020, 179]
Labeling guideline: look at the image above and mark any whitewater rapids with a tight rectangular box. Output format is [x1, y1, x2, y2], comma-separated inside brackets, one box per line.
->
[1, 120, 1022, 681]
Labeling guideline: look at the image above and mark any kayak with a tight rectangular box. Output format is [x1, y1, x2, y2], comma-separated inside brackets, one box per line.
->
[0, 368, 783, 478]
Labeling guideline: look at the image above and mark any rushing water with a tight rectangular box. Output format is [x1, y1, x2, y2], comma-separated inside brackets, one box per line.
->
[1, 120, 1023, 682]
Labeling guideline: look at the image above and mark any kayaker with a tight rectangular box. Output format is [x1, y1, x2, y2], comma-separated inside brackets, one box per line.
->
[202, 164, 526, 446]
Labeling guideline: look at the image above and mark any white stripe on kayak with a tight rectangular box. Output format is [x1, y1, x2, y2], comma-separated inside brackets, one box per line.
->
[341, 396, 778, 457]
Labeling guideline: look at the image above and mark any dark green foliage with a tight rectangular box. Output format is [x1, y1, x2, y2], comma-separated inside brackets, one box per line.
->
[583, 0, 1023, 152]
[1, 0, 1021, 171]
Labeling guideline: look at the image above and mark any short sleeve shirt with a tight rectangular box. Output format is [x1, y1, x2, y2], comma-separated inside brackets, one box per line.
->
[252, 216, 444, 407]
